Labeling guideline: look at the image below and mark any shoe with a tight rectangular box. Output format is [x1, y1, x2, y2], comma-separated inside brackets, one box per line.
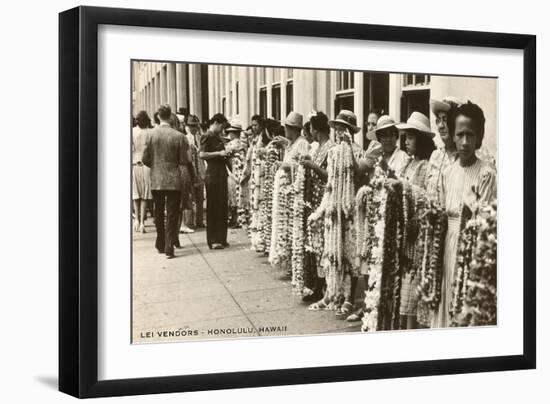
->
[222, 242, 230, 248]
[139, 223, 146, 233]
[196, 223, 205, 228]
[211, 243, 224, 249]
[133, 219, 140, 232]
[166, 253, 175, 259]
[180, 225, 195, 234]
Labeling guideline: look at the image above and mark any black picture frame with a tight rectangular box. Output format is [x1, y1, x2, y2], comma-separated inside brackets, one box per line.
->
[59, 5, 536, 398]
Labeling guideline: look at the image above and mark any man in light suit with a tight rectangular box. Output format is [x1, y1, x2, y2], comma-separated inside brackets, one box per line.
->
[142, 104, 189, 258]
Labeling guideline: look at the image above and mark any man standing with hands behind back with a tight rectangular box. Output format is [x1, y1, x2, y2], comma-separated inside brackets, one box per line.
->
[142, 104, 189, 259]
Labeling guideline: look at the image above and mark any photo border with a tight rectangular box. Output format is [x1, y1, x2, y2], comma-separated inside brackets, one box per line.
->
[59, 6, 536, 398]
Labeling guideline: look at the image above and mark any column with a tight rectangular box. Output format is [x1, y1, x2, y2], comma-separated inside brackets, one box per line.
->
[280, 69, 288, 120]
[354, 72, 364, 149]
[160, 64, 167, 105]
[176, 64, 188, 112]
[238, 66, 250, 125]
[189, 64, 203, 120]
[167, 63, 177, 111]
[265, 68, 272, 118]
[388, 74, 402, 122]
[208, 65, 215, 118]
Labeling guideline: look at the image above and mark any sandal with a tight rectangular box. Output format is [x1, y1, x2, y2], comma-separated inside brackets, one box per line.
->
[335, 301, 354, 318]
[308, 297, 332, 311]
[346, 307, 365, 322]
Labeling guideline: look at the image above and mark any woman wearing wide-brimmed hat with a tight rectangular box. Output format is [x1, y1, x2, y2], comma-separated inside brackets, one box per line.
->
[368, 115, 410, 176]
[424, 96, 461, 204]
[395, 111, 436, 330]
[308, 110, 363, 317]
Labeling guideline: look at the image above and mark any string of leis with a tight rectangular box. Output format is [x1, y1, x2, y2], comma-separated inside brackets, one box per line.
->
[260, 142, 283, 254]
[314, 140, 356, 304]
[450, 203, 476, 320]
[249, 144, 266, 251]
[291, 160, 311, 296]
[268, 167, 293, 270]
[451, 200, 497, 326]
[356, 174, 387, 331]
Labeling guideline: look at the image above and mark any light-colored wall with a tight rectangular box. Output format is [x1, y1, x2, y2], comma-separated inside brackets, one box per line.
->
[430, 75, 497, 157]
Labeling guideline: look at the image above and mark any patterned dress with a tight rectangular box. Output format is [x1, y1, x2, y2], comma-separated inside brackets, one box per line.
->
[132, 127, 152, 200]
[432, 158, 497, 328]
[398, 158, 429, 317]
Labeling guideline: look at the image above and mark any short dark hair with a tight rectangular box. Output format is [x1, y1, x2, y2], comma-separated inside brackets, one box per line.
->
[251, 115, 265, 128]
[310, 111, 330, 134]
[367, 109, 382, 120]
[454, 101, 486, 149]
[136, 110, 152, 129]
[153, 112, 160, 125]
[209, 113, 228, 126]
[399, 129, 436, 160]
[158, 104, 172, 121]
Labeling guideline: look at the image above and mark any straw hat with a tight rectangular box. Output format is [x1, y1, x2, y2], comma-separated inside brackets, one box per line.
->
[283, 111, 304, 129]
[396, 111, 435, 138]
[368, 115, 397, 140]
[430, 96, 463, 115]
[329, 110, 360, 133]
[226, 119, 243, 133]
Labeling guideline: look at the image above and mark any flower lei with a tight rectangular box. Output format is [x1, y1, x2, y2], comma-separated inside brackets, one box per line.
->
[356, 172, 387, 331]
[248, 143, 266, 251]
[260, 142, 283, 254]
[268, 168, 293, 269]
[451, 200, 497, 326]
[309, 141, 356, 303]
[291, 163, 310, 296]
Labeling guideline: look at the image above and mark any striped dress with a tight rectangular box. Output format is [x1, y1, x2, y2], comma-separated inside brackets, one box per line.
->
[432, 158, 497, 328]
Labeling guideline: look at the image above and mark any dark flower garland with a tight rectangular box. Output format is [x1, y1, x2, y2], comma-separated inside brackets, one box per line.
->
[452, 200, 497, 326]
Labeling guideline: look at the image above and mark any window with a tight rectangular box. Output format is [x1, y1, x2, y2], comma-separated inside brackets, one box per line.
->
[334, 93, 354, 115]
[259, 88, 267, 118]
[400, 89, 430, 122]
[337, 71, 354, 91]
[286, 81, 293, 115]
[271, 84, 281, 120]
[403, 74, 431, 87]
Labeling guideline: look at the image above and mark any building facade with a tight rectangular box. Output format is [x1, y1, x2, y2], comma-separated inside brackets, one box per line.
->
[133, 62, 497, 156]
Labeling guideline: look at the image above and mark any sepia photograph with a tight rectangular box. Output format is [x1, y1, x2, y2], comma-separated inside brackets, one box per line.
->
[131, 61, 497, 344]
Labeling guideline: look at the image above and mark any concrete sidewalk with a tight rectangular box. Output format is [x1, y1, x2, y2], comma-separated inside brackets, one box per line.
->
[132, 221, 362, 343]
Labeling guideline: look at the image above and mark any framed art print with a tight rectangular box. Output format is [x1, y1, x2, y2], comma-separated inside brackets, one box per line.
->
[59, 6, 536, 398]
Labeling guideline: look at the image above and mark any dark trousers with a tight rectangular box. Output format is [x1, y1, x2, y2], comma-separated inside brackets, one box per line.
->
[152, 190, 181, 255]
[205, 176, 228, 246]
[194, 183, 205, 226]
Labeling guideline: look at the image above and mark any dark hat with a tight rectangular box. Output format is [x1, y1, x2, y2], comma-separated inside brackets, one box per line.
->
[186, 114, 200, 127]
[329, 110, 360, 133]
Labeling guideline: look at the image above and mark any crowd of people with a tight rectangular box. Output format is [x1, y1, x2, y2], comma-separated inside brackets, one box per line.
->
[133, 95, 497, 332]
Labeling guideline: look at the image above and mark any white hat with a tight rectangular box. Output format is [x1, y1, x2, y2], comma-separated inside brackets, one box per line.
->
[396, 111, 435, 138]
[368, 115, 397, 140]
[283, 111, 304, 129]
